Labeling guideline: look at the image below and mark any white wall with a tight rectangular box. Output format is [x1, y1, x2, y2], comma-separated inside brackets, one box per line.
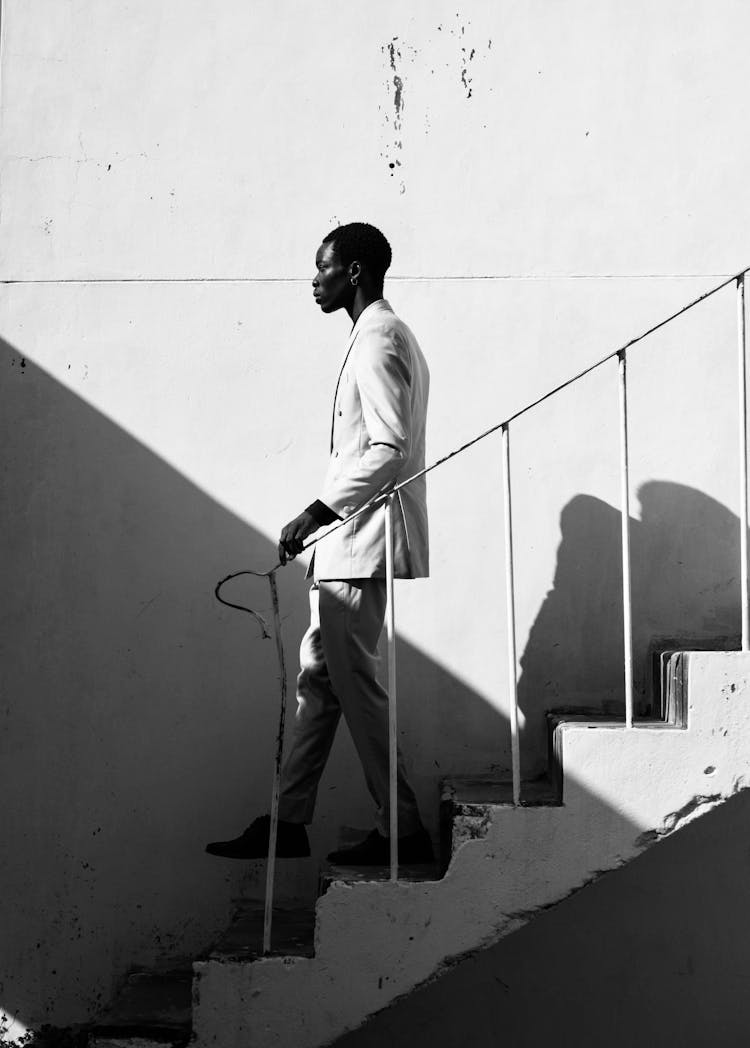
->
[2, 0, 749, 1025]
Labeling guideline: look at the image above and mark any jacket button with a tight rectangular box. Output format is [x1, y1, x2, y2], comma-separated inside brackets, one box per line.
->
[334, 450, 339, 457]
[338, 410, 342, 416]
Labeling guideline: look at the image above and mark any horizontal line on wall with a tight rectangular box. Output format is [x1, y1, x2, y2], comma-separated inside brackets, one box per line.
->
[0, 273, 732, 285]
[395, 273, 728, 281]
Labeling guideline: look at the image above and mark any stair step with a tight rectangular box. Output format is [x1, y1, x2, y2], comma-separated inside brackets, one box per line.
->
[319, 860, 441, 894]
[547, 708, 678, 801]
[236, 856, 318, 906]
[547, 711, 626, 727]
[442, 775, 560, 808]
[654, 649, 690, 727]
[316, 823, 442, 892]
[548, 712, 669, 730]
[439, 774, 561, 871]
[88, 970, 192, 1048]
[208, 904, 315, 962]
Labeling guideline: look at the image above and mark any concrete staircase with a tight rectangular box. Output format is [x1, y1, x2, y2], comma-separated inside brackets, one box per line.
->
[90, 651, 750, 1048]
[89, 967, 193, 1048]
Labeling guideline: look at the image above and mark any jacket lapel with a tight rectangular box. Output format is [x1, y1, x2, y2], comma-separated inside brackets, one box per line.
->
[329, 326, 360, 451]
[327, 300, 392, 452]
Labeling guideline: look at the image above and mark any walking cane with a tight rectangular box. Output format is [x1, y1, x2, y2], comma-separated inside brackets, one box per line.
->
[213, 490, 400, 951]
[215, 566, 287, 956]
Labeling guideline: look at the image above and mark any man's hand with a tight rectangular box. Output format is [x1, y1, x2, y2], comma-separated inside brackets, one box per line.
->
[278, 510, 319, 565]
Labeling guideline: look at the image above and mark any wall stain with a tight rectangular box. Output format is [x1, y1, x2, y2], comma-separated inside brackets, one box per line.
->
[388, 42, 404, 123]
[381, 37, 414, 195]
[446, 13, 481, 100]
[379, 16, 490, 192]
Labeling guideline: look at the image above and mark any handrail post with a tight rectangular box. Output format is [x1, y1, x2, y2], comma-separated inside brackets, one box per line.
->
[617, 351, 634, 728]
[501, 424, 521, 805]
[738, 274, 749, 651]
[384, 495, 399, 880]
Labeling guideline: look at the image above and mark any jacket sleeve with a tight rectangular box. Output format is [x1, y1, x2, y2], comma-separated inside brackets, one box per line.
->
[320, 323, 412, 519]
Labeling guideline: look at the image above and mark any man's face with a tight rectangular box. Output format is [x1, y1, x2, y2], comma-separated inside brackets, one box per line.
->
[312, 241, 352, 314]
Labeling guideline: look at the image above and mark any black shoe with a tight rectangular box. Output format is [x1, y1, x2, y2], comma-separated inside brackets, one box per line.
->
[327, 826, 434, 865]
[205, 815, 310, 859]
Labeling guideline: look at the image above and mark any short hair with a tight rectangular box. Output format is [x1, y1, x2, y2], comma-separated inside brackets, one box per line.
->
[322, 222, 392, 284]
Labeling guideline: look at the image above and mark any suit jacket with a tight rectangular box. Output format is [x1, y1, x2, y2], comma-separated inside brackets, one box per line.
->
[312, 299, 430, 581]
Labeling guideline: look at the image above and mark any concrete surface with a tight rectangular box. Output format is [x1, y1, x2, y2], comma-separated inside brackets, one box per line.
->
[4, 0, 750, 1031]
[191, 653, 750, 1047]
[332, 786, 750, 1048]
[89, 970, 192, 1048]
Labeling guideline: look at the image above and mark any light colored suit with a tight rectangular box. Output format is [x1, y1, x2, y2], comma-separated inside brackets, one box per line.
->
[279, 299, 429, 835]
[313, 299, 429, 581]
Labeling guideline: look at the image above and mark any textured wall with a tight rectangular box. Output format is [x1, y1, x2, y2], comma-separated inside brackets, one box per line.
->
[333, 788, 750, 1048]
[2, 0, 749, 1026]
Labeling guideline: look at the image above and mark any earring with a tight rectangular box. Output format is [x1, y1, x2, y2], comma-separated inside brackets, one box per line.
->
[350, 276, 358, 287]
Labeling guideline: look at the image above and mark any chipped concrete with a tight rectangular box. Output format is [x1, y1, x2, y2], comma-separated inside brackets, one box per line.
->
[635, 792, 723, 846]
[193, 654, 750, 1048]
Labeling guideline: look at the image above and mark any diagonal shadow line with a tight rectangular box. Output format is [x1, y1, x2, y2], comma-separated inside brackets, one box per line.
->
[0, 336, 506, 1025]
[330, 786, 750, 1048]
[4, 334, 743, 1032]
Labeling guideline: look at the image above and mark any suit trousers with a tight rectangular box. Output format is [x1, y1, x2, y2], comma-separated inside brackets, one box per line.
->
[277, 579, 421, 836]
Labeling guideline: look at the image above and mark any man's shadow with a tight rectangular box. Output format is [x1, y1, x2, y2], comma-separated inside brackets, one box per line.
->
[518, 483, 742, 775]
[0, 338, 508, 1028]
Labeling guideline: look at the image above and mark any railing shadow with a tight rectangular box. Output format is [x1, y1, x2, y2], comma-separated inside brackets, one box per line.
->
[332, 485, 749, 1047]
[4, 332, 743, 1034]
[518, 487, 742, 775]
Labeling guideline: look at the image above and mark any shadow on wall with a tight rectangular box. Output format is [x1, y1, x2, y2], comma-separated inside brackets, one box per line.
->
[518, 489, 741, 775]
[0, 337, 505, 1027]
[2, 336, 743, 1027]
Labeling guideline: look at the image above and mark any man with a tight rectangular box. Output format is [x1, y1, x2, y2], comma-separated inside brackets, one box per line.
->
[206, 222, 432, 864]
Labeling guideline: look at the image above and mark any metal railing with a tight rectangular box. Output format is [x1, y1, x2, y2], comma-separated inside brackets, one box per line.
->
[352, 264, 750, 876]
[220, 263, 750, 947]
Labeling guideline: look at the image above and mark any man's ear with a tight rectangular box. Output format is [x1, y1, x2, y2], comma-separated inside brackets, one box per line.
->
[348, 261, 362, 283]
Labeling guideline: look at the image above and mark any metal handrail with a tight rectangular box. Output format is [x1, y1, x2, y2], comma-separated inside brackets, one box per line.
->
[305, 263, 750, 551]
[223, 261, 750, 940]
[366, 262, 750, 865]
